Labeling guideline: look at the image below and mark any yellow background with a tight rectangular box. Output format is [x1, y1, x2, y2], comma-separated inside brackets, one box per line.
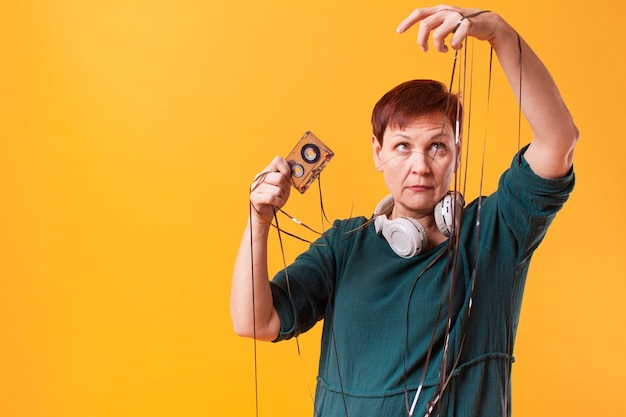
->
[1, 1, 624, 416]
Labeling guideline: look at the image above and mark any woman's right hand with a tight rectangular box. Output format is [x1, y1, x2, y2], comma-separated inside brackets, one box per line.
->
[249, 156, 293, 224]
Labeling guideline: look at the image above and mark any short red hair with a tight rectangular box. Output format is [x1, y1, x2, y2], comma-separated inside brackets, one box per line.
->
[371, 79, 462, 144]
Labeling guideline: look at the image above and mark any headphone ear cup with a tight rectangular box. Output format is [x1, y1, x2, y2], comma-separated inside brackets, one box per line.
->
[434, 191, 465, 237]
[376, 215, 428, 258]
[374, 192, 462, 258]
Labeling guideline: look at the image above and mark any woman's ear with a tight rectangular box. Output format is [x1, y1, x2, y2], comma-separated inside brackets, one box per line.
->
[372, 135, 384, 172]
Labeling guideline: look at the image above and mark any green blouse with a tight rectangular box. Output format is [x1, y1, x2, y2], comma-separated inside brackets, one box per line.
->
[270, 147, 575, 417]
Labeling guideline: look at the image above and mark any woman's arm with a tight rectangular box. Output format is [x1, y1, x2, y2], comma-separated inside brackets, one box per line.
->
[230, 156, 292, 341]
[397, 5, 580, 179]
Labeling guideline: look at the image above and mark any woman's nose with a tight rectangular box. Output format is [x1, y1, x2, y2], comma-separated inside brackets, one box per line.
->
[409, 151, 432, 175]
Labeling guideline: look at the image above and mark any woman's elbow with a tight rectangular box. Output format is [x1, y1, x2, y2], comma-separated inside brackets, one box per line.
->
[564, 123, 580, 168]
[231, 315, 279, 342]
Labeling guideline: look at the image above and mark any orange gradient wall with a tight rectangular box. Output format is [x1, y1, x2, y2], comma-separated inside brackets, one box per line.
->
[1, 1, 624, 416]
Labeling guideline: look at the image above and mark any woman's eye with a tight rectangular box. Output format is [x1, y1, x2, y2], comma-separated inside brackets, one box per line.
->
[428, 142, 446, 155]
[395, 143, 410, 152]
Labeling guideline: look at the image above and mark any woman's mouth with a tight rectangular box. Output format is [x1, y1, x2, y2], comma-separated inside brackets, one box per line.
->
[407, 184, 432, 192]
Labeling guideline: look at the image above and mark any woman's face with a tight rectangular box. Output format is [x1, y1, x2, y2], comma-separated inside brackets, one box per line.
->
[372, 113, 459, 219]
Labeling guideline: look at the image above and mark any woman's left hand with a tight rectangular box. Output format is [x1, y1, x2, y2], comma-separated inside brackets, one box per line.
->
[396, 5, 504, 52]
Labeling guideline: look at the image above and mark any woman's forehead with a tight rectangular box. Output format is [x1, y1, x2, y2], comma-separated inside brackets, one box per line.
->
[385, 115, 454, 137]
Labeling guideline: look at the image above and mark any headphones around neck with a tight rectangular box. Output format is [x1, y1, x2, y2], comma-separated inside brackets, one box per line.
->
[373, 192, 464, 258]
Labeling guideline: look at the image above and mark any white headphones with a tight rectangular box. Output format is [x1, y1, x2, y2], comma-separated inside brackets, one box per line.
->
[373, 192, 464, 258]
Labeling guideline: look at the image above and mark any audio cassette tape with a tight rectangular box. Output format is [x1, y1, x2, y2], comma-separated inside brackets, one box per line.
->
[286, 131, 334, 194]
